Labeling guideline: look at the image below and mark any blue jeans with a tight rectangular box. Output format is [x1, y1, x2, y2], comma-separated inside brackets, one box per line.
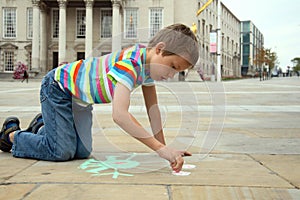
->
[12, 69, 93, 161]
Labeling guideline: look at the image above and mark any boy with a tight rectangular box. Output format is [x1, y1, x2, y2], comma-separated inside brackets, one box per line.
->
[0, 23, 199, 172]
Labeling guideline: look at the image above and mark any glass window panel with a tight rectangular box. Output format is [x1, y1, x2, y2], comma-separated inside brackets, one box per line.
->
[101, 9, 112, 38]
[4, 51, 15, 72]
[77, 9, 86, 38]
[149, 8, 162, 37]
[52, 9, 59, 38]
[3, 8, 17, 38]
[27, 8, 33, 38]
[125, 8, 138, 38]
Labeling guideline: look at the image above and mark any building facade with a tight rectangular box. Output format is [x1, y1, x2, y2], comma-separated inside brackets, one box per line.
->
[195, 0, 241, 78]
[0, 0, 243, 79]
[241, 20, 264, 76]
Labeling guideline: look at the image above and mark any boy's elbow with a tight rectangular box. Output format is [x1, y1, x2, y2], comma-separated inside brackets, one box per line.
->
[112, 111, 127, 126]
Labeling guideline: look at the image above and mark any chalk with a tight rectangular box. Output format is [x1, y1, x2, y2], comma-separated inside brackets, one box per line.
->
[172, 171, 191, 176]
[182, 164, 196, 169]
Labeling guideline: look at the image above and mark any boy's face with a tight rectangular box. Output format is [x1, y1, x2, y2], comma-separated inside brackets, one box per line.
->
[148, 51, 191, 81]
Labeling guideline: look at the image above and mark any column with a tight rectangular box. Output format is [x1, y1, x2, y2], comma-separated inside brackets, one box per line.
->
[31, 0, 40, 72]
[216, 0, 222, 82]
[84, 0, 94, 58]
[58, 0, 67, 65]
[111, 0, 122, 52]
[40, 2, 48, 72]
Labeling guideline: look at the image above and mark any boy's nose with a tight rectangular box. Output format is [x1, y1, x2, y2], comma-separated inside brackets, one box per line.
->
[169, 70, 178, 78]
[169, 69, 177, 78]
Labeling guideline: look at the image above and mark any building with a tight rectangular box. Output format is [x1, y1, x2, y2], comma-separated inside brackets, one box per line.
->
[241, 20, 264, 76]
[195, 0, 241, 78]
[0, 0, 243, 79]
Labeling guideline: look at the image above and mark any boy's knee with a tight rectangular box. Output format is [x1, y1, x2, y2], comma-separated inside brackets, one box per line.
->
[53, 149, 76, 161]
[75, 148, 92, 159]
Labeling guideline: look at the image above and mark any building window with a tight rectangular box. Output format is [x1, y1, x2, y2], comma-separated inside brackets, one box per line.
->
[242, 21, 250, 32]
[4, 51, 15, 72]
[202, 19, 205, 36]
[242, 33, 250, 43]
[3, 8, 17, 38]
[77, 9, 86, 38]
[125, 8, 138, 39]
[149, 8, 162, 38]
[52, 9, 59, 38]
[101, 9, 112, 38]
[27, 8, 33, 39]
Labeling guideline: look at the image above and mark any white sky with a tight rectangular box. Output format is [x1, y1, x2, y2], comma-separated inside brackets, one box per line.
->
[221, 0, 300, 69]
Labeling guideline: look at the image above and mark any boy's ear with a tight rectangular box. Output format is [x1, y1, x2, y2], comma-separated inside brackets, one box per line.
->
[155, 42, 166, 54]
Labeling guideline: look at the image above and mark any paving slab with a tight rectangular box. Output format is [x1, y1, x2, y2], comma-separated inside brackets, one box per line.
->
[5, 154, 292, 189]
[171, 186, 300, 200]
[0, 184, 36, 200]
[0, 153, 37, 183]
[24, 184, 170, 200]
[251, 155, 300, 188]
[1, 77, 300, 199]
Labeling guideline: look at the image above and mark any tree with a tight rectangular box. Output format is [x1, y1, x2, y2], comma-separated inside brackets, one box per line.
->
[265, 49, 279, 70]
[291, 57, 300, 72]
[253, 48, 268, 71]
[254, 47, 279, 71]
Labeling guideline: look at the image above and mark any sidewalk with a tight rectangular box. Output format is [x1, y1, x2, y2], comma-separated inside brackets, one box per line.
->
[1, 77, 300, 200]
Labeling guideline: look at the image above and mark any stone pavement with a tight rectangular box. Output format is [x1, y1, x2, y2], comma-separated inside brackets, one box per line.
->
[0, 76, 300, 200]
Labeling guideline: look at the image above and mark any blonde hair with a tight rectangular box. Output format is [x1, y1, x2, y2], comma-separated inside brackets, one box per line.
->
[148, 23, 199, 66]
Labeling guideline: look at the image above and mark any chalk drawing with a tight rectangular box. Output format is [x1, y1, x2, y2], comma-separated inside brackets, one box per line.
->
[79, 154, 140, 179]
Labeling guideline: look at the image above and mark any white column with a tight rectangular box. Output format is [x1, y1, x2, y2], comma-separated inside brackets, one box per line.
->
[112, 0, 122, 52]
[31, 0, 40, 72]
[216, 0, 222, 82]
[40, 3, 47, 72]
[58, 0, 67, 65]
[84, 0, 94, 58]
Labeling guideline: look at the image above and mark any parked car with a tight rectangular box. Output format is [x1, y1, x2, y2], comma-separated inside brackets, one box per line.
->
[271, 70, 278, 77]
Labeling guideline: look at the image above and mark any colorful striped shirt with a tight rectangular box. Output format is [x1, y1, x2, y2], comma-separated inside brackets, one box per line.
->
[54, 44, 154, 104]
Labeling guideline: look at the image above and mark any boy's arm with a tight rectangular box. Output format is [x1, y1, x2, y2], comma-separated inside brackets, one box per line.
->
[141, 85, 166, 145]
[112, 82, 190, 172]
[112, 82, 164, 151]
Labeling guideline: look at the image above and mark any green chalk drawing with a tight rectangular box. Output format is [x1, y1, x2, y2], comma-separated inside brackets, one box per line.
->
[79, 153, 140, 179]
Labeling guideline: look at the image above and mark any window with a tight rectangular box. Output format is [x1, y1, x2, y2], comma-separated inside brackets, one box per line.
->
[125, 8, 138, 38]
[77, 9, 86, 38]
[149, 8, 162, 37]
[101, 9, 112, 38]
[4, 51, 15, 72]
[202, 19, 205, 36]
[27, 8, 33, 38]
[52, 9, 59, 38]
[242, 21, 250, 32]
[3, 8, 17, 38]
[243, 33, 250, 43]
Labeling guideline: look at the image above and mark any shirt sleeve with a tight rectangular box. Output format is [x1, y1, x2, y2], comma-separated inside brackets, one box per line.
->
[107, 59, 139, 91]
[142, 76, 155, 86]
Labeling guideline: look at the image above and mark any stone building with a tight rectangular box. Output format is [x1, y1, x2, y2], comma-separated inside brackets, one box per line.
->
[0, 0, 245, 79]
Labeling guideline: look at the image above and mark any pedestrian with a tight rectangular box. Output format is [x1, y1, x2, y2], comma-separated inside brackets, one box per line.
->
[21, 70, 29, 83]
[0, 24, 199, 173]
[197, 67, 205, 81]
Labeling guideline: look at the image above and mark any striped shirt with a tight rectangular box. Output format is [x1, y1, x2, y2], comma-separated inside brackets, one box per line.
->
[54, 44, 154, 104]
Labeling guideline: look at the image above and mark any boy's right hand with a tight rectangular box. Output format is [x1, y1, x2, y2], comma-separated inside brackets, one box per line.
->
[156, 146, 192, 172]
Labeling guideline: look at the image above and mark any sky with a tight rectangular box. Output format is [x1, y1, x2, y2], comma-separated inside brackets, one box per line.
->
[221, 0, 300, 69]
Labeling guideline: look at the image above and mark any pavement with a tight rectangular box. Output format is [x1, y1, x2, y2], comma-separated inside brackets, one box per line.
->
[0, 75, 300, 200]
